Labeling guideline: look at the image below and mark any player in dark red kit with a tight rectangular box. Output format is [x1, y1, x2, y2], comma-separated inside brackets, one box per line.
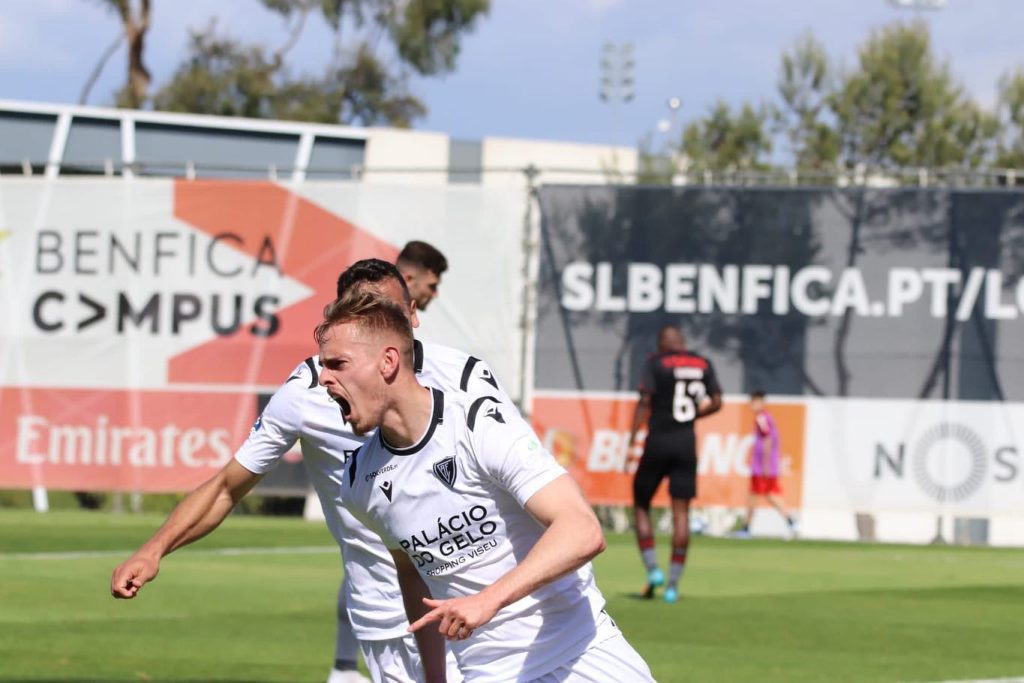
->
[626, 325, 722, 603]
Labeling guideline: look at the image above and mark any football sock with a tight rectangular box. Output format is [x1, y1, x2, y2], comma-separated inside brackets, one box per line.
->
[668, 547, 687, 588]
[335, 584, 360, 667]
[638, 537, 658, 573]
[333, 659, 359, 672]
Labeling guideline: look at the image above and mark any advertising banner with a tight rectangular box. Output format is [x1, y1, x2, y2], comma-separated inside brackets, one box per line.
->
[803, 397, 1024, 516]
[534, 186, 1024, 511]
[532, 391, 805, 508]
[0, 178, 527, 492]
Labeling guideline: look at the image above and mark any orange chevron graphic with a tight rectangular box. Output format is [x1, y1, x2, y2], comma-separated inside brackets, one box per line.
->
[168, 180, 398, 386]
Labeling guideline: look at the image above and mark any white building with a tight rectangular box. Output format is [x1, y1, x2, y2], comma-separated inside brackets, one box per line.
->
[0, 99, 637, 187]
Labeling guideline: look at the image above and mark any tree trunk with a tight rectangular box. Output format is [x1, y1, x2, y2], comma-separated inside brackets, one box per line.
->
[119, 0, 152, 109]
[125, 25, 151, 107]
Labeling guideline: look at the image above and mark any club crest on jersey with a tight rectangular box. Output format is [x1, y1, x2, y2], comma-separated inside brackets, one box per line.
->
[433, 457, 457, 489]
[379, 481, 393, 502]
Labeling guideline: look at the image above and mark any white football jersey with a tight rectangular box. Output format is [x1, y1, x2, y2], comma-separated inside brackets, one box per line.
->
[234, 339, 513, 641]
[414, 340, 515, 408]
[342, 388, 606, 681]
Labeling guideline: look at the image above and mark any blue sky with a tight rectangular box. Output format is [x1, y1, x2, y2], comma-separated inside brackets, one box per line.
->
[1, 0, 1021, 147]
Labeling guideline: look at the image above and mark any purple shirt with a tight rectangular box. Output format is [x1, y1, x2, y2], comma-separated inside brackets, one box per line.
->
[751, 410, 780, 477]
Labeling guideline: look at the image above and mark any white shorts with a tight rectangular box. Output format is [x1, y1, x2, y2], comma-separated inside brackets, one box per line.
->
[360, 633, 463, 683]
[527, 611, 655, 683]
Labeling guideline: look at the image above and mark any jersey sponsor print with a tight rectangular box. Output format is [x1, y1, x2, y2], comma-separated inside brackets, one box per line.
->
[343, 389, 607, 681]
[232, 340, 514, 639]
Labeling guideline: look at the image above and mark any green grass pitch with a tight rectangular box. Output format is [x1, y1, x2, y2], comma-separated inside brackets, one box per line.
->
[1, 509, 1022, 682]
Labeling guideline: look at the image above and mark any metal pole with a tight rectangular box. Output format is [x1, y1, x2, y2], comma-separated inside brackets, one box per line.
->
[518, 164, 541, 417]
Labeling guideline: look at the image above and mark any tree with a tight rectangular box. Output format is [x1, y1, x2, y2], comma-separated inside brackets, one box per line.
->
[680, 100, 774, 174]
[634, 133, 679, 185]
[829, 21, 996, 171]
[776, 32, 838, 172]
[996, 68, 1024, 169]
[88, 0, 489, 126]
[83, 0, 152, 108]
[152, 26, 429, 127]
[151, 27, 279, 120]
[660, 22, 1000, 177]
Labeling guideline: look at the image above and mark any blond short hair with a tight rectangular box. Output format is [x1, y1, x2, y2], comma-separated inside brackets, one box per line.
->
[314, 289, 414, 367]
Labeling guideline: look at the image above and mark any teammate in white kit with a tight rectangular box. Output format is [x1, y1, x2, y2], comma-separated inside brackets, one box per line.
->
[325, 254, 498, 683]
[110, 258, 510, 683]
[317, 292, 656, 683]
[324, 259, 513, 682]
[396, 240, 448, 312]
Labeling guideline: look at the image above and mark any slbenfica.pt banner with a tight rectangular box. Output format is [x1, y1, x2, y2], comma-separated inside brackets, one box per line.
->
[532, 185, 1024, 511]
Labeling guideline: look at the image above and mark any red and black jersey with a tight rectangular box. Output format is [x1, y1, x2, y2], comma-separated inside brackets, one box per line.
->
[638, 350, 721, 433]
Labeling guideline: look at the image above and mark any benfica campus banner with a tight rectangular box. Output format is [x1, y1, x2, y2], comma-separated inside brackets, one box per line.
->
[0, 179, 526, 493]
[533, 186, 1024, 514]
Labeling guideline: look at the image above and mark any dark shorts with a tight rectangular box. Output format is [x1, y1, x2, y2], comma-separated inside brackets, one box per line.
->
[633, 430, 697, 507]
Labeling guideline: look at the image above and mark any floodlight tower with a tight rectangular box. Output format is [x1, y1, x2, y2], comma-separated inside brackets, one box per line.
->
[600, 41, 635, 104]
[600, 41, 635, 152]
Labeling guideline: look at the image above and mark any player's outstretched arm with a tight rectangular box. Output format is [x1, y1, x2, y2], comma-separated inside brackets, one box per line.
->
[392, 550, 447, 682]
[409, 474, 604, 639]
[110, 459, 262, 599]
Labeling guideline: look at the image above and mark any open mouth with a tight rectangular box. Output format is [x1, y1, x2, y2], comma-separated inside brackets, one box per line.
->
[330, 393, 352, 419]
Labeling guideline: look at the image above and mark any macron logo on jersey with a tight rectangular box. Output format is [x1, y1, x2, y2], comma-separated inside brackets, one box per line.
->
[379, 481, 393, 502]
[485, 406, 505, 424]
[433, 457, 457, 489]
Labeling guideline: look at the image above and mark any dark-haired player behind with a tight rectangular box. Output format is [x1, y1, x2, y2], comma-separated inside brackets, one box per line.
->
[396, 240, 448, 312]
[626, 325, 721, 603]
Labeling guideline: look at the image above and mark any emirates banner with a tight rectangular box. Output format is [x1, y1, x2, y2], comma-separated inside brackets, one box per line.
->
[534, 186, 1024, 514]
[0, 178, 527, 493]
